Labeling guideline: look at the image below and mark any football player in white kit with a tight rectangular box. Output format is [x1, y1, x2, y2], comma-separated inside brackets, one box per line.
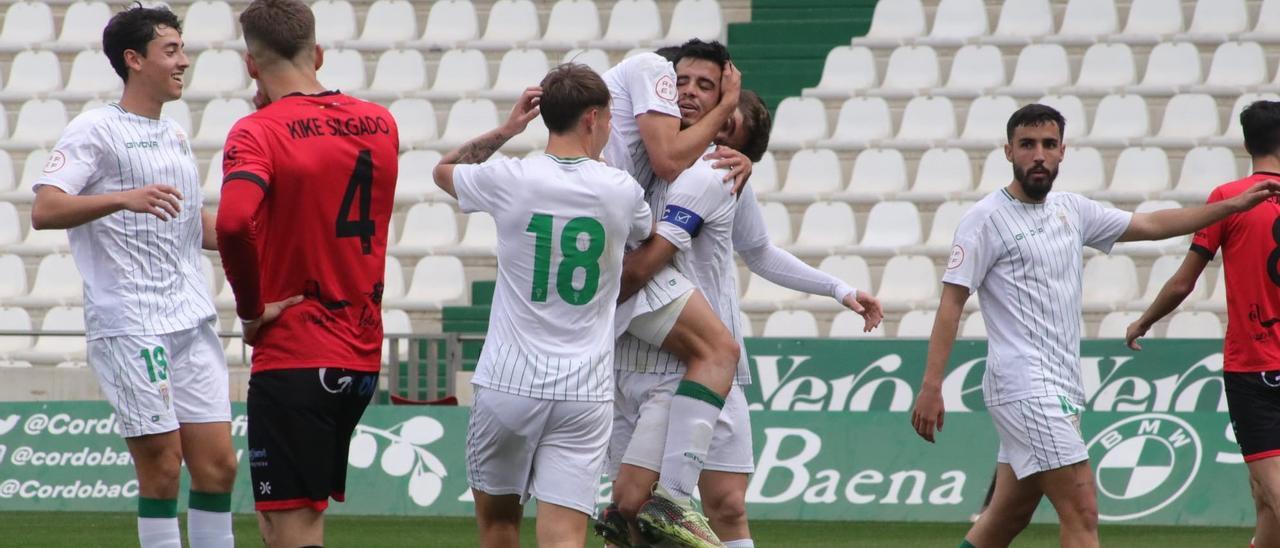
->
[28, 6, 235, 548]
[911, 104, 1280, 548]
[433, 66, 652, 548]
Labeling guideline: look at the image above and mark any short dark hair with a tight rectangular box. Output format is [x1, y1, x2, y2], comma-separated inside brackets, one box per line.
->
[539, 64, 611, 134]
[1242, 100, 1280, 157]
[1006, 103, 1066, 142]
[102, 3, 182, 82]
[654, 46, 682, 63]
[239, 0, 315, 62]
[737, 90, 771, 163]
[672, 38, 730, 69]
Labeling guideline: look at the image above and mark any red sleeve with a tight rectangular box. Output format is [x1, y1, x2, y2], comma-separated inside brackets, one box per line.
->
[1190, 186, 1226, 259]
[222, 124, 273, 191]
[216, 122, 271, 320]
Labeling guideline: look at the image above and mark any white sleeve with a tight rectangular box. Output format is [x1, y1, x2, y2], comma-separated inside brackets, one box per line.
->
[32, 115, 101, 195]
[738, 244, 855, 302]
[628, 54, 680, 119]
[655, 164, 729, 251]
[1074, 194, 1134, 253]
[941, 211, 1000, 293]
[452, 159, 515, 214]
[731, 185, 772, 252]
[626, 179, 652, 245]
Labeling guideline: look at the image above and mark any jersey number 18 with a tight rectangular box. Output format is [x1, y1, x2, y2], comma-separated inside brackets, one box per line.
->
[526, 213, 605, 305]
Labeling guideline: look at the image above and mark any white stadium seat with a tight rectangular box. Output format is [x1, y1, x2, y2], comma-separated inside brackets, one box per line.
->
[1066, 43, 1136, 95]
[911, 148, 972, 197]
[1197, 268, 1227, 313]
[1146, 94, 1219, 147]
[1178, 0, 1248, 43]
[792, 201, 857, 253]
[751, 152, 779, 194]
[18, 150, 51, 192]
[394, 203, 458, 254]
[976, 148, 1010, 193]
[806, 46, 877, 98]
[0, 1, 55, 50]
[859, 201, 922, 250]
[961, 311, 987, 337]
[1193, 42, 1268, 95]
[0, 253, 24, 300]
[426, 49, 489, 98]
[9, 253, 82, 307]
[921, 200, 974, 255]
[161, 100, 193, 136]
[56, 1, 111, 51]
[769, 97, 827, 150]
[201, 150, 223, 204]
[741, 273, 804, 310]
[1049, 0, 1118, 45]
[1113, 200, 1186, 256]
[484, 49, 550, 100]
[877, 255, 938, 310]
[1054, 146, 1106, 193]
[815, 255, 874, 298]
[12, 306, 87, 365]
[1103, 148, 1170, 201]
[1036, 94, 1087, 139]
[10, 100, 68, 149]
[893, 96, 956, 147]
[3, 50, 61, 98]
[1164, 311, 1223, 338]
[869, 45, 939, 98]
[955, 95, 1019, 148]
[896, 309, 936, 337]
[315, 49, 367, 92]
[1165, 146, 1238, 201]
[830, 310, 884, 338]
[853, 0, 926, 47]
[396, 150, 445, 203]
[1096, 310, 1142, 338]
[415, 0, 479, 48]
[531, 0, 601, 49]
[382, 308, 412, 362]
[389, 99, 438, 148]
[664, 0, 724, 43]
[193, 98, 251, 149]
[401, 256, 467, 310]
[1241, 0, 1280, 42]
[762, 310, 818, 338]
[6, 220, 69, 255]
[843, 148, 907, 200]
[457, 212, 499, 256]
[311, 0, 357, 44]
[823, 97, 891, 150]
[369, 49, 427, 97]
[1137, 255, 1207, 305]
[1216, 93, 1280, 145]
[383, 256, 406, 304]
[594, 0, 661, 49]
[1117, 0, 1184, 44]
[999, 44, 1071, 97]
[1082, 255, 1139, 311]
[0, 204, 19, 249]
[186, 49, 248, 98]
[921, 0, 988, 47]
[759, 202, 793, 245]
[562, 48, 612, 74]
[351, 0, 417, 49]
[1081, 94, 1148, 147]
[778, 148, 841, 198]
[59, 50, 122, 100]
[182, 1, 237, 48]
[1129, 42, 1201, 95]
[437, 99, 499, 148]
[0, 306, 33, 356]
[474, 0, 540, 50]
[984, 0, 1054, 46]
[937, 45, 1005, 99]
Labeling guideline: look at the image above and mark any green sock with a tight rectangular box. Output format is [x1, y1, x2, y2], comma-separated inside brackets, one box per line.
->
[959, 540, 977, 548]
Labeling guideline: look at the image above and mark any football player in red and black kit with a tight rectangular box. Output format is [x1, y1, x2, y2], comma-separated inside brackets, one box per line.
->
[215, 0, 398, 546]
[1129, 100, 1280, 548]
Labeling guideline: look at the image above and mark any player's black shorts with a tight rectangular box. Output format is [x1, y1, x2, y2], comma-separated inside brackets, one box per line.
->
[1225, 370, 1280, 462]
[247, 367, 377, 512]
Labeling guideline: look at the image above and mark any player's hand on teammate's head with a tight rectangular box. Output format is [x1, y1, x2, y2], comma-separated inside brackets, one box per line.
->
[718, 61, 741, 110]
[911, 387, 945, 444]
[842, 290, 883, 332]
[502, 86, 543, 136]
[704, 145, 753, 195]
[121, 184, 184, 221]
[242, 294, 305, 345]
[1125, 320, 1150, 351]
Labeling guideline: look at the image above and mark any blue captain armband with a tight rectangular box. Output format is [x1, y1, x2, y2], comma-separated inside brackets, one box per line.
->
[660, 205, 703, 237]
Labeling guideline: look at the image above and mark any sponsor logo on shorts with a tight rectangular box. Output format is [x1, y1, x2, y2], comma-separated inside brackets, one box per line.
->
[1087, 413, 1201, 521]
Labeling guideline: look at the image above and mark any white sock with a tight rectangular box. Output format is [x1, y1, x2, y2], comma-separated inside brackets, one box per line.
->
[188, 508, 234, 548]
[138, 517, 182, 548]
[658, 381, 723, 500]
[724, 540, 755, 548]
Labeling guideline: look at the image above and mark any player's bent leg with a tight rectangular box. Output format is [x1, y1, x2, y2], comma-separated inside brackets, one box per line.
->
[1249, 458, 1280, 548]
[963, 463, 1041, 548]
[537, 499, 591, 548]
[473, 491, 523, 548]
[179, 422, 236, 548]
[1034, 460, 1099, 548]
[699, 470, 750, 543]
[258, 507, 323, 548]
[659, 289, 739, 397]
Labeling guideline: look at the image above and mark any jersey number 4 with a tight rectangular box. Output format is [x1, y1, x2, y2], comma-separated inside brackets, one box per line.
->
[526, 214, 605, 305]
[336, 149, 375, 255]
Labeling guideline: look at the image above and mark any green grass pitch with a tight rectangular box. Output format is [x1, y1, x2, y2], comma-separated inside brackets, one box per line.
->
[0, 512, 1252, 546]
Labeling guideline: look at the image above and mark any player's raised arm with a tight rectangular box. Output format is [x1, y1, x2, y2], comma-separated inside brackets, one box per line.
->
[912, 282, 970, 443]
[638, 61, 740, 183]
[433, 87, 541, 197]
[1126, 251, 1210, 350]
[1118, 179, 1280, 241]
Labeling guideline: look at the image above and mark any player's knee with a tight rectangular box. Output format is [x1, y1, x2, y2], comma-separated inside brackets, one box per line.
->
[191, 451, 239, 491]
[706, 493, 747, 528]
[1060, 496, 1099, 531]
[135, 443, 184, 492]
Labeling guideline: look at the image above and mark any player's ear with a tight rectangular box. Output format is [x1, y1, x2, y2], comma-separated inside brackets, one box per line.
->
[243, 52, 260, 80]
[123, 48, 144, 75]
[313, 45, 324, 71]
[1004, 142, 1013, 162]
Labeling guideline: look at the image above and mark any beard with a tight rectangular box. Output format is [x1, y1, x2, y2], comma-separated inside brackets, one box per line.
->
[1013, 163, 1058, 200]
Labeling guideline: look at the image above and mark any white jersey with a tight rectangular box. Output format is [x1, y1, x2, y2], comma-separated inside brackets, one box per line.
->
[32, 104, 215, 340]
[943, 188, 1132, 406]
[616, 154, 771, 385]
[601, 52, 680, 186]
[454, 154, 652, 402]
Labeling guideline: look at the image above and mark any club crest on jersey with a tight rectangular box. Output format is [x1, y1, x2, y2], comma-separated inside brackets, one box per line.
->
[43, 150, 66, 173]
[947, 245, 965, 270]
[655, 74, 677, 102]
[1086, 413, 1201, 521]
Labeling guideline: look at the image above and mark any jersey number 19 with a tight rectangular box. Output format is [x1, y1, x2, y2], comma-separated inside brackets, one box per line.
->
[526, 213, 605, 306]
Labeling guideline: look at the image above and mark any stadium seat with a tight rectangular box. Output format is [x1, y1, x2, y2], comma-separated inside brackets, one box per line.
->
[805, 46, 877, 99]
[483, 49, 550, 101]
[663, 0, 723, 43]
[741, 273, 804, 311]
[769, 98, 828, 151]
[1196, 269, 1226, 313]
[311, 0, 357, 44]
[954, 95, 1019, 149]
[877, 255, 938, 311]
[983, 0, 1054, 46]
[0, 306, 33, 357]
[201, 150, 223, 204]
[936, 45, 1005, 99]
[383, 256, 406, 304]
[473, 0, 540, 50]
[381, 308, 412, 363]
[456, 212, 499, 256]
[1240, 0, 1280, 42]
[502, 116, 549, 152]
[762, 310, 818, 338]
[315, 48, 367, 92]
[1082, 255, 1139, 311]
[437, 99, 499, 149]
[414, 0, 479, 49]
[395, 150, 444, 203]
[998, 44, 1071, 97]
[161, 99, 193, 136]
[1079, 94, 1148, 147]
[791, 201, 857, 255]
[1214, 93, 1280, 146]
[389, 99, 438, 149]
[1177, 0, 1248, 43]
[10, 100, 68, 150]
[593, 0, 661, 49]
[1164, 311, 1223, 338]
[911, 148, 973, 198]
[0, 1, 55, 51]
[9, 253, 81, 307]
[1135, 255, 1207, 307]
[425, 49, 489, 98]
[896, 310, 936, 337]
[1129, 42, 1202, 96]
[852, 0, 926, 47]
[0, 203, 18, 248]
[6, 219, 68, 255]
[1146, 94, 1219, 148]
[1053, 146, 1106, 193]
[0, 151, 17, 199]
[842, 148, 907, 201]
[1164, 146, 1238, 202]
[182, 1, 237, 49]
[400, 256, 467, 310]
[55, 1, 111, 51]
[893, 96, 956, 148]
[868, 45, 939, 98]
[1116, 0, 1184, 45]
[350, 0, 417, 50]
[1192, 42, 1268, 95]
[18, 306, 88, 365]
[759, 201, 793, 245]
[919, 200, 974, 256]
[1048, 0, 1118, 45]
[1113, 200, 1187, 256]
[2, 50, 61, 99]
[920, 0, 988, 47]
[193, 98, 251, 149]
[531, 0, 601, 49]
[1065, 43, 1136, 96]
[1036, 94, 1087, 139]
[777, 148, 841, 199]
[961, 310, 986, 337]
[830, 310, 884, 338]
[393, 203, 459, 255]
[1101, 148, 1170, 201]
[58, 49, 122, 101]
[814, 255, 874, 299]
[18, 150, 51, 192]
[186, 49, 248, 99]
[1096, 310, 1142, 338]
[751, 152, 779, 194]
[858, 201, 921, 252]
[822, 97, 891, 150]
[0, 252, 24, 300]
[975, 148, 1010, 193]
[562, 49, 611, 74]
[368, 49, 427, 98]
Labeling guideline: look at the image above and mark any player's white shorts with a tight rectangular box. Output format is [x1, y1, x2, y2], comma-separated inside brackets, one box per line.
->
[86, 319, 230, 438]
[465, 386, 611, 515]
[990, 395, 1088, 480]
[605, 371, 754, 479]
[614, 265, 696, 345]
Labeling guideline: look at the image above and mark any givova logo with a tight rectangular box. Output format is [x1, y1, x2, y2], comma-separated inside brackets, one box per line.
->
[1087, 414, 1201, 521]
[347, 416, 448, 507]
